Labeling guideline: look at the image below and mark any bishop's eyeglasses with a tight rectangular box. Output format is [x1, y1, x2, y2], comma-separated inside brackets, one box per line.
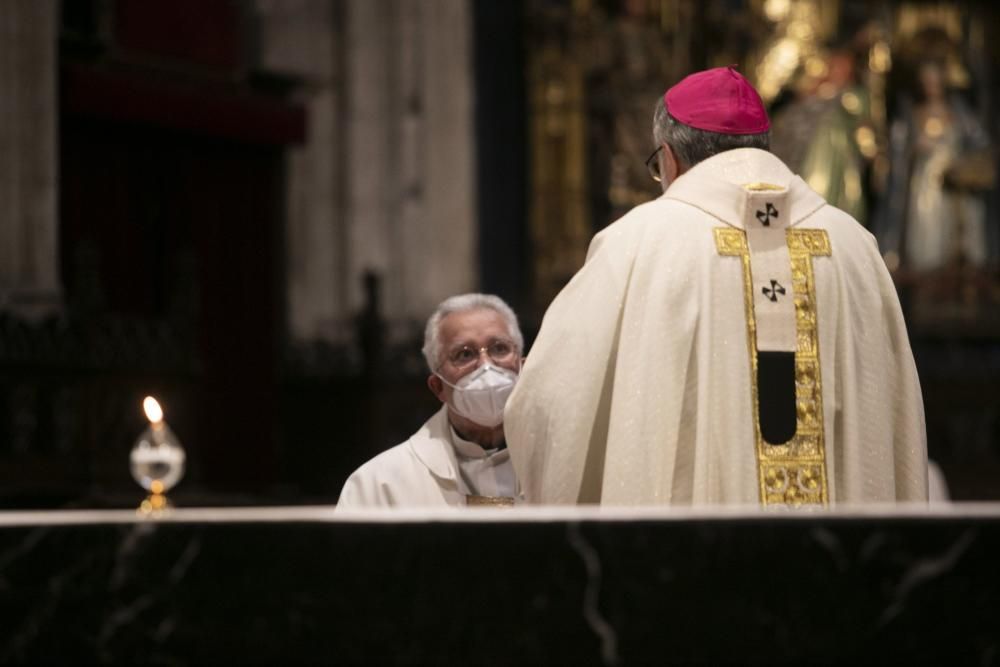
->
[645, 145, 664, 183]
[444, 338, 518, 371]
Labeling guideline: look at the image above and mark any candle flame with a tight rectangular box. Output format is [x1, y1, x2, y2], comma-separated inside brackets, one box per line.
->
[143, 396, 164, 424]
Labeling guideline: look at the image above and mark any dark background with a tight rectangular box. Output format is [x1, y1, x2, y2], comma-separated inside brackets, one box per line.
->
[1, 0, 998, 508]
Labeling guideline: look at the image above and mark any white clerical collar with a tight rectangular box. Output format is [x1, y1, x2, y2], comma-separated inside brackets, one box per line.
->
[662, 148, 825, 229]
[450, 427, 508, 462]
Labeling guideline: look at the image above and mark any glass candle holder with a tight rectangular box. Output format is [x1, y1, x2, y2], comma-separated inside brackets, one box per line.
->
[130, 396, 186, 516]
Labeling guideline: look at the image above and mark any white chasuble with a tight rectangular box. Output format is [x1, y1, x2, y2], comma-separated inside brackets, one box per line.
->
[505, 148, 927, 507]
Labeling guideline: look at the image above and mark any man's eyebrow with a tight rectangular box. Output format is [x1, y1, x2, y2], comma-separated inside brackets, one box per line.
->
[448, 336, 508, 348]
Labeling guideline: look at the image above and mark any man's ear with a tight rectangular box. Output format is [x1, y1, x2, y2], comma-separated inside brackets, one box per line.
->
[427, 374, 446, 403]
[663, 143, 682, 183]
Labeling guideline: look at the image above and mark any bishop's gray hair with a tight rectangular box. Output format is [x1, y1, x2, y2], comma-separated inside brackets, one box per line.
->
[422, 293, 524, 371]
[652, 96, 770, 169]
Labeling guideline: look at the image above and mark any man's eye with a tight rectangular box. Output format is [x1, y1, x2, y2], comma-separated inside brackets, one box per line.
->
[453, 348, 476, 363]
[490, 342, 513, 356]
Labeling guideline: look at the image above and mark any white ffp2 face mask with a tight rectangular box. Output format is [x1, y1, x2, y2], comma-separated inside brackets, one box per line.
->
[436, 363, 518, 428]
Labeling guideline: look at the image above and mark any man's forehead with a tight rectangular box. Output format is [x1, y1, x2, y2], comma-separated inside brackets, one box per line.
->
[439, 308, 509, 342]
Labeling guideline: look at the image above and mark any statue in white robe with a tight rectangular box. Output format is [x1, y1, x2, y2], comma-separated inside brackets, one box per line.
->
[505, 68, 928, 508]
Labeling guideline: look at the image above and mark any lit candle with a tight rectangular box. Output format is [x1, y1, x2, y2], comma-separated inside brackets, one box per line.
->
[130, 396, 186, 515]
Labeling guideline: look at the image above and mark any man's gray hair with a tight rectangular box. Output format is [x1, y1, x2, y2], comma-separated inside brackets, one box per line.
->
[422, 293, 524, 371]
[652, 96, 769, 169]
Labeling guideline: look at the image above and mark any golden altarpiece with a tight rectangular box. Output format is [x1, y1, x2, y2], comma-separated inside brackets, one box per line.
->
[523, 0, 999, 331]
[521, 0, 1000, 500]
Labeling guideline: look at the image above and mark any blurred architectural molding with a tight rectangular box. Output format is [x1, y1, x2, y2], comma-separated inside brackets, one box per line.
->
[0, 0, 61, 321]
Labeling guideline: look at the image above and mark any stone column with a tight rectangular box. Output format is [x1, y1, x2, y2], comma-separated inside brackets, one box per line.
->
[259, 0, 477, 346]
[345, 0, 477, 339]
[401, 0, 477, 323]
[255, 0, 349, 344]
[0, 0, 61, 320]
[344, 0, 395, 325]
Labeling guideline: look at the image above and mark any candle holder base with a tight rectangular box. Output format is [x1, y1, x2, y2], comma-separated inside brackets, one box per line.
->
[136, 492, 173, 517]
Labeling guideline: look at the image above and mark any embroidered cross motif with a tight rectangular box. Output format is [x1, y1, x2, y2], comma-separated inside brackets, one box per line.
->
[755, 202, 779, 226]
[714, 227, 832, 508]
[762, 279, 786, 302]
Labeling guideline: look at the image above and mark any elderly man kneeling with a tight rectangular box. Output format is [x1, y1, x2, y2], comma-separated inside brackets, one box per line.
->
[336, 293, 525, 509]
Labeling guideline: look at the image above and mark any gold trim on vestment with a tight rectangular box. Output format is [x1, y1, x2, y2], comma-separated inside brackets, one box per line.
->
[465, 495, 516, 507]
[742, 182, 786, 192]
[714, 227, 831, 507]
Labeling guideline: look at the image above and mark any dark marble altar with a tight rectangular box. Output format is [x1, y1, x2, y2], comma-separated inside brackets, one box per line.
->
[1, 506, 997, 665]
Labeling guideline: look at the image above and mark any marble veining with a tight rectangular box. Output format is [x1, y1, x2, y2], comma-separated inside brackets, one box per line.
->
[878, 528, 978, 627]
[567, 522, 620, 666]
[0, 510, 997, 664]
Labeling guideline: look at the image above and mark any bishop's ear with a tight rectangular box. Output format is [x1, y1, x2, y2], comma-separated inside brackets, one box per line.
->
[661, 143, 682, 188]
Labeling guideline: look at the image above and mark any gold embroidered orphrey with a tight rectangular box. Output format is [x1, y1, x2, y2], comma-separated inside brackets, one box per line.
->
[715, 227, 831, 506]
[466, 494, 516, 507]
